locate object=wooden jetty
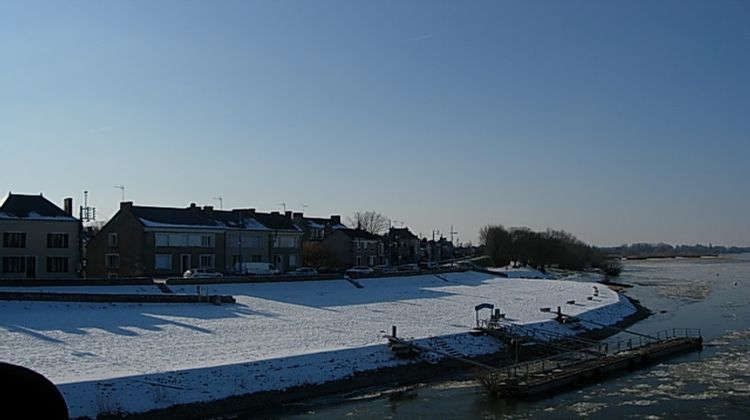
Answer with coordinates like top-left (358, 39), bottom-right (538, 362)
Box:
top-left (383, 303), bottom-right (703, 399)
top-left (472, 303), bottom-right (704, 397)
top-left (473, 302), bottom-right (703, 397)
top-left (481, 332), bottom-right (702, 397)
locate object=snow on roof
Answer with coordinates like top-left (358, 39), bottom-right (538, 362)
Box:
top-left (0, 194), bottom-right (76, 221)
top-left (138, 218), bottom-right (225, 230)
top-left (307, 220), bottom-right (325, 229)
top-left (243, 217), bottom-right (269, 230)
top-left (0, 272), bottom-right (635, 418)
top-left (303, 217), bottom-right (348, 230)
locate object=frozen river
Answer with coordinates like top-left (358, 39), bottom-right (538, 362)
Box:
top-left (276, 254), bottom-right (750, 419)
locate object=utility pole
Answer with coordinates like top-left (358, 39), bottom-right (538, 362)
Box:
top-left (213, 196), bottom-right (223, 210)
top-left (237, 211), bottom-right (243, 274)
top-left (114, 185), bottom-right (125, 202)
top-left (79, 190), bottom-right (97, 222)
top-left (450, 226), bottom-right (458, 267)
top-left (432, 230), bottom-right (440, 263)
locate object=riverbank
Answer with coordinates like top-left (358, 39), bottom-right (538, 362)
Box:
top-left (276, 255), bottom-right (750, 419)
top-left (1, 271), bottom-right (640, 418)
top-left (119, 290), bottom-right (651, 420)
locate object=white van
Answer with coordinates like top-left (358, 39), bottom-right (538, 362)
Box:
top-left (234, 262), bottom-right (280, 275)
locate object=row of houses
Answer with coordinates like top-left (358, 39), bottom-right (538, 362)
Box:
top-left (0, 193), bottom-right (461, 280)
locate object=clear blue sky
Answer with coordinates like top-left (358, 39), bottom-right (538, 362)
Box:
top-left (2, 1), bottom-right (749, 247)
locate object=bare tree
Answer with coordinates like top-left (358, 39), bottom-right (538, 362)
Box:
top-left (347, 211), bottom-right (390, 235)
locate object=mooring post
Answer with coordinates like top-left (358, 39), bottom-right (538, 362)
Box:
top-left (392, 325), bottom-right (397, 338)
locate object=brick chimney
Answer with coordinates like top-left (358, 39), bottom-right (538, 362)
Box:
top-left (285, 210), bottom-right (292, 219)
top-left (203, 205), bottom-right (214, 217)
top-left (120, 201), bottom-right (133, 211)
top-left (331, 215), bottom-right (341, 225)
top-left (63, 197), bottom-right (73, 216)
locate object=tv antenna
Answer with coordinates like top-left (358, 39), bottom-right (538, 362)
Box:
top-left (212, 196), bottom-right (223, 210)
top-left (114, 185), bottom-right (125, 201)
top-left (277, 202), bottom-right (287, 212)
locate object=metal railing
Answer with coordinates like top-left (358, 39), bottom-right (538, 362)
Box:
top-left (489, 327), bottom-right (701, 381)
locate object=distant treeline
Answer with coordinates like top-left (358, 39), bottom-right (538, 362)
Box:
top-left (599, 243), bottom-right (750, 259)
top-left (480, 225), bottom-right (622, 276)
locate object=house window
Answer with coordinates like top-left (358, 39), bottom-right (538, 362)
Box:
top-left (46, 257), bottom-right (69, 273)
top-left (170, 234), bottom-right (188, 247)
top-left (273, 236), bottom-right (298, 248)
top-left (245, 235), bottom-right (262, 248)
top-left (3, 232), bottom-right (26, 248)
top-left (201, 235), bottom-right (214, 247)
top-left (234, 234), bottom-right (261, 248)
top-left (155, 233), bottom-right (169, 247)
top-left (2, 257), bottom-right (25, 273)
top-left (47, 233), bottom-right (69, 249)
top-left (108, 233), bottom-right (118, 247)
top-left (105, 253), bottom-right (120, 269)
top-left (199, 254), bottom-right (215, 268)
top-left (155, 254), bottom-right (172, 270)
top-left (356, 255), bottom-right (362, 265)
top-left (356, 241), bottom-right (362, 251)
top-left (251, 255), bottom-right (262, 263)
top-left (155, 233), bottom-right (215, 247)
top-left (231, 255), bottom-right (241, 266)
top-left (289, 254), bottom-right (298, 267)
top-left (368, 256), bottom-right (376, 266)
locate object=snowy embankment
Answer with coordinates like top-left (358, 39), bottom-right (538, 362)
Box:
top-left (0, 271), bottom-right (636, 418)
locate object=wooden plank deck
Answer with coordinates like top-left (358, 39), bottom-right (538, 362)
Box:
top-left (484, 336), bottom-right (702, 397)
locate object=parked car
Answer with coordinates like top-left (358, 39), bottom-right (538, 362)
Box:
top-left (288, 267), bottom-right (319, 276)
top-left (419, 261), bottom-right (439, 270)
top-left (345, 266), bottom-right (374, 275)
top-left (183, 268), bottom-right (224, 279)
top-left (397, 263), bottom-right (420, 272)
top-left (374, 264), bottom-right (397, 273)
top-left (233, 262), bottom-right (280, 275)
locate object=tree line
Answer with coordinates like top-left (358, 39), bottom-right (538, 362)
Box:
top-left (479, 225), bottom-right (622, 276)
top-left (599, 242), bottom-right (750, 259)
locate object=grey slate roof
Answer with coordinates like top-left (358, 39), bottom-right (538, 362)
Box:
top-left (338, 228), bottom-right (382, 241)
top-left (252, 212), bottom-right (300, 231)
top-left (130, 206), bottom-right (221, 228)
top-left (305, 217), bottom-right (347, 230)
top-left (388, 227), bottom-right (419, 240)
top-left (129, 205), bottom-right (300, 232)
top-left (0, 193), bottom-right (76, 221)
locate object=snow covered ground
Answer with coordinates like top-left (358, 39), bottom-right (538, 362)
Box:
top-left (0, 271), bottom-right (636, 418)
